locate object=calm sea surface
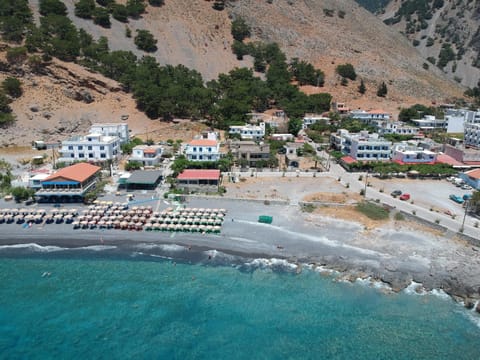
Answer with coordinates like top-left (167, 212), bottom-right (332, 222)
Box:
top-left (1, 245), bottom-right (479, 359)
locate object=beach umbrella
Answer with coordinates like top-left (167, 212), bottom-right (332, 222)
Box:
top-left (152, 223), bottom-right (160, 231)
top-left (124, 215), bottom-right (132, 222)
top-left (120, 221), bottom-right (128, 229)
top-left (213, 226), bottom-right (221, 233)
top-left (93, 215), bottom-right (101, 222)
top-left (72, 221), bottom-right (80, 229)
top-left (135, 222), bottom-right (143, 231)
top-left (198, 225), bottom-right (205, 232)
top-left (82, 209), bottom-right (90, 214)
top-left (98, 220), bottom-right (106, 228)
top-left (80, 221), bottom-right (88, 229)
top-left (0, 215), bottom-right (5, 223)
top-left (50, 208), bottom-right (59, 214)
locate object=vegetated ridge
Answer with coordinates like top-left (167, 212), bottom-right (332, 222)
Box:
top-left (0, 0), bottom-right (470, 146)
top-left (358, 0), bottom-right (480, 88)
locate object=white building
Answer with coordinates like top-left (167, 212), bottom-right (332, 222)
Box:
top-left (392, 143), bottom-right (437, 164)
top-left (331, 130), bottom-right (391, 161)
top-left (302, 114), bottom-right (329, 129)
top-left (90, 123), bottom-right (129, 144)
top-left (229, 123), bottom-right (265, 140)
top-left (129, 145), bottom-right (163, 166)
top-left (349, 109), bottom-right (391, 124)
top-left (58, 133), bottom-right (121, 163)
top-left (184, 139), bottom-right (221, 162)
top-left (410, 115), bottom-right (447, 130)
top-left (464, 123), bottom-right (480, 149)
top-left (378, 121), bottom-right (419, 136)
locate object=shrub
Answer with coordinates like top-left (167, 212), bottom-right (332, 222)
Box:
top-left (355, 202), bottom-right (389, 220)
top-left (336, 63), bottom-right (356, 80)
top-left (148, 0), bottom-right (164, 6)
top-left (6, 47), bottom-right (27, 64)
top-left (302, 204), bottom-right (316, 213)
top-left (394, 212), bottom-right (405, 221)
top-left (2, 77), bottom-right (22, 98)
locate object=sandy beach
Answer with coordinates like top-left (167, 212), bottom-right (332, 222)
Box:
top-left (1, 195), bottom-right (479, 308)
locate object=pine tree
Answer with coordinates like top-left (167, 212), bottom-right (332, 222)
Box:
top-left (358, 79), bottom-right (366, 94)
top-left (377, 81), bottom-right (387, 97)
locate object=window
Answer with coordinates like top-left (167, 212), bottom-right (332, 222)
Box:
top-left (88, 146), bottom-right (92, 150)
top-left (70, 154), bottom-right (74, 158)
top-left (100, 146), bottom-right (104, 150)
top-left (100, 154), bottom-right (106, 158)
top-left (68, 146), bottom-right (73, 150)
top-left (89, 153), bottom-right (94, 158)
top-left (78, 146), bottom-right (83, 150)
top-left (79, 153), bottom-right (84, 158)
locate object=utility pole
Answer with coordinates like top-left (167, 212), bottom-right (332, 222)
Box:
top-left (461, 199), bottom-right (469, 232)
top-left (364, 170), bottom-right (368, 198)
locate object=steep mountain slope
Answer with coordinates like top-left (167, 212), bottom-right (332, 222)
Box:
top-left (358, 0), bottom-right (480, 88)
top-left (0, 0), bottom-right (470, 147)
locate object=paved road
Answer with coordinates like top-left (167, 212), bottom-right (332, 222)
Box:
top-left (231, 155), bottom-right (479, 239)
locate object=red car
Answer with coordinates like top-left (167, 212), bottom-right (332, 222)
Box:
top-left (399, 193), bottom-right (410, 201)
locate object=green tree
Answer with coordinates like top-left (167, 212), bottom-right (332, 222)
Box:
top-left (10, 186), bottom-right (35, 202)
top-left (336, 63), bottom-right (356, 80)
top-left (111, 4), bottom-right (129, 23)
top-left (231, 17), bottom-right (250, 42)
top-left (0, 0), bottom-right (32, 43)
top-left (134, 29), bottom-right (157, 52)
top-left (39, 0), bottom-right (67, 16)
top-left (376, 81), bottom-right (387, 97)
top-left (148, 0), bottom-right (164, 6)
top-left (93, 7), bottom-right (111, 28)
top-left (289, 58), bottom-right (324, 86)
top-left (358, 79), bottom-right (366, 94)
top-left (2, 77), bottom-right (22, 98)
top-left (96, 0), bottom-right (115, 6)
top-left (125, 161), bottom-right (142, 171)
top-left (126, 0), bottom-right (146, 18)
top-left (288, 118), bottom-right (303, 136)
top-left (74, 0), bottom-right (96, 19)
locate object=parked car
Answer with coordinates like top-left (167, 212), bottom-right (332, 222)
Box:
top-left (449, 194), bottom-right (464, 204)
top-left (463, 194), bottom-right (472, 201)
top-left (399, 193), bottom-right (410, 201)
top-left (390, 190), bottom-right (402, 197)
top-left (461, 184), bottom-right (472, 190)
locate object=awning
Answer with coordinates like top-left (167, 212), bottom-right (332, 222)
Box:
top-left (42, 181), bottom-right (79, 185)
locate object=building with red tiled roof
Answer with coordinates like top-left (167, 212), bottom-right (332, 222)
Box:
top-left (184, 139), bottom-right (220, 162)
top-left (37, 163), bottom-right (101, 203)
top-left (177, 169), bottom-right (221, 192)
top-left (460, 168), bottom-right (480, 190)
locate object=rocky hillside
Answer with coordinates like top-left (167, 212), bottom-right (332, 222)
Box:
top-left (0, 0), bottom-right (471, 147)
top-left (357, 0), bottom-right (480, 88)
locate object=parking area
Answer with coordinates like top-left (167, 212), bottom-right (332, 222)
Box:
top-left (369, 177), bottom-right (474, 216)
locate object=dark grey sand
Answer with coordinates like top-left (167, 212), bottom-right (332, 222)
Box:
top-left (1, 197), bottom-right (480, 305)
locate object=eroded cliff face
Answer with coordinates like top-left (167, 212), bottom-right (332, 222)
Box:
top-left (365, 0), bottom-right (480, 88)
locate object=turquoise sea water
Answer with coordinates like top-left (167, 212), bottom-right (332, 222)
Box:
top-left (1, 246), bottom-right (480, 359)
